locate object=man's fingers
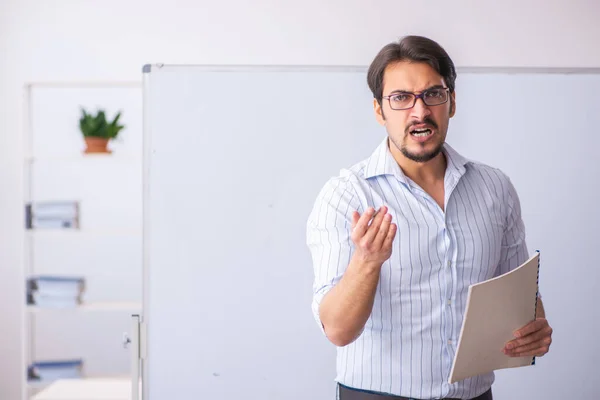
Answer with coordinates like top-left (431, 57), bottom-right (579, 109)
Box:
top-left (373, 212), bottom-right (392, 248)
top-left (362, 206), bottom-right (387, 244)
top-left (351, 206), bottom-right (397, 253)
top-left (509, 346), bottom-right (550, 358)
top-left (351, 207), bottom-right (376, 239)
top-left (504, 318), bottom-right (552, 358)
top-left (514, 318), bottom-right (548, 338)
top-left (505, 335), bottom-right (552, 355)
top-left (384, 223), bottom-right (397, 245)
top-left (506, 325), bottom-right (551, 349)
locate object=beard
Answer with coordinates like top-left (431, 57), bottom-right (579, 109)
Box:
top-left (400, 141), bottom-right (444, 163)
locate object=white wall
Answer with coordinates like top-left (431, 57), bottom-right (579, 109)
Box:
top-left (1, 1), bottom-right (599, 399)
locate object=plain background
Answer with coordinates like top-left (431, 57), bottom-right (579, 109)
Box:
top-left (1, 1), bottom-right (600, 399)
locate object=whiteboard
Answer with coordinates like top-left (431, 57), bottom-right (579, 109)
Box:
top-left (142, 65), bottom-right (600, 400)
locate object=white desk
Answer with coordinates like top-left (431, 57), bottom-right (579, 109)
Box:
top-left (32, 378), bottom-right (140, 400)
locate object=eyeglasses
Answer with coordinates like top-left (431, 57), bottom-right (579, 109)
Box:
top-left (382, 87), bottom-right (450, 110)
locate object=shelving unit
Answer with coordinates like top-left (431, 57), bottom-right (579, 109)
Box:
top-left (22, 82), bottom-right (143, 400)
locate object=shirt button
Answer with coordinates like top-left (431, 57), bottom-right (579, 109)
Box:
top-left (448, 339), bottom-right (453, 345)
top-left (447, 299), bottom-right (452, 305)
top-left (447, 261), bottom-right (451, 267)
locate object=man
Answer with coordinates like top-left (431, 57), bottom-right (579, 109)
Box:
top-left (306, 35), bottom-right (552, 400)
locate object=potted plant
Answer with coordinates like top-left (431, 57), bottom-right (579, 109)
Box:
top-left (79, 108), bottom-right (125, 154)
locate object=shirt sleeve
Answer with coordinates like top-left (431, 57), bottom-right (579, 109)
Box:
top-left (306, 175), bottom-right (361, 334)
top-left (496, 174), bottom-right (530, 276)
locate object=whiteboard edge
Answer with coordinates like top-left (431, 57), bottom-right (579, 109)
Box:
top-left (139, 63), bottom-right (600, 74)
top-left (141, 65), bottom-right (151, 399)
top-left (139, 64), bottom-right (367, 73)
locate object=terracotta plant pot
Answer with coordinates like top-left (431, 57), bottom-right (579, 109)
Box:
top-left (84, 137), bottom-right (111, 154)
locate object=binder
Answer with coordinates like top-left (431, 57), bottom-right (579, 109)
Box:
top-left (25, 201), bottom-right (80, 229)
top-left (26, 276), bottom-right (86, 308)
top-left (448, 251), bottom-right (541, 383)
top-left (27, 359), bottom-right (84, 382)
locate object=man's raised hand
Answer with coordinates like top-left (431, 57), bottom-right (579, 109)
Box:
top-left (351, 206), bottom-right (397, 267)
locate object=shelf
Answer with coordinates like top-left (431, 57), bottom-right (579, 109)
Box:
top-left (28, 374), bottom-right (133, 388)
top-left (27, 380), bottom-right (53, 390)
top-left (24, 154), bottom-right (141, 164)
top-left (30, 376), bottom-right (138, 400)
top-left (25, 228), bottom-right (142, 237)
top-left (27, 301), bottom-right (141, 313)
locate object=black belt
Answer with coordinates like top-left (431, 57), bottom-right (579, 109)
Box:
top-left (337, 383), bottom-right (493, 400)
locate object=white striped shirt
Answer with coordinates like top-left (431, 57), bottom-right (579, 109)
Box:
top-left (306, 138), bottom-right (529, 399)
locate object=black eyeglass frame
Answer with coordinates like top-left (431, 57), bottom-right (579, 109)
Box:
top-left (381, 87), bottom-right (450, 110)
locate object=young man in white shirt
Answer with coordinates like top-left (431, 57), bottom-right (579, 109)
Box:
top-left (306, 35), bottom-right (552, 400)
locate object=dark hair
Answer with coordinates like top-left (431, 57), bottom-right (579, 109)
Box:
top-left (367, 35), bottom-right (457, 104)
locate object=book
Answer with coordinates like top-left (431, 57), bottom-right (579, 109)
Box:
top-left (27, 276), bottom-right (85, 296)
top-left (27, 359), bottom-right (83, 382)
top-left (448, 251), bottom-right (540, 383)
top-left (26, 276), bottom-right (86, 308)
top-left (25, 201), bottom-right (80, 229)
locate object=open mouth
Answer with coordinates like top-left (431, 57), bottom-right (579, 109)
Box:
top-left (410, 128), bottom-right (433, 137)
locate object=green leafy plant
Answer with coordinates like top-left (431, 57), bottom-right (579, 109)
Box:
top-left (79, 108), bottom-right (125, 139)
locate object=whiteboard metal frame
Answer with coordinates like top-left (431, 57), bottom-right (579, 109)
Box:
top-left (142, 63), bottom-right (600, 74)
top-left (141, 69), bottom-right (152, 400)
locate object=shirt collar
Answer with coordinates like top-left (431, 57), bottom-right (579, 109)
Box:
top-left (364, 137), bottom-right (470, 183)
top-left (442, 141), bottom-right (469, 179)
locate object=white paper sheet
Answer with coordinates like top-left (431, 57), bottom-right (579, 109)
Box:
top-left (448, 252), bottom-right (540, 384)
